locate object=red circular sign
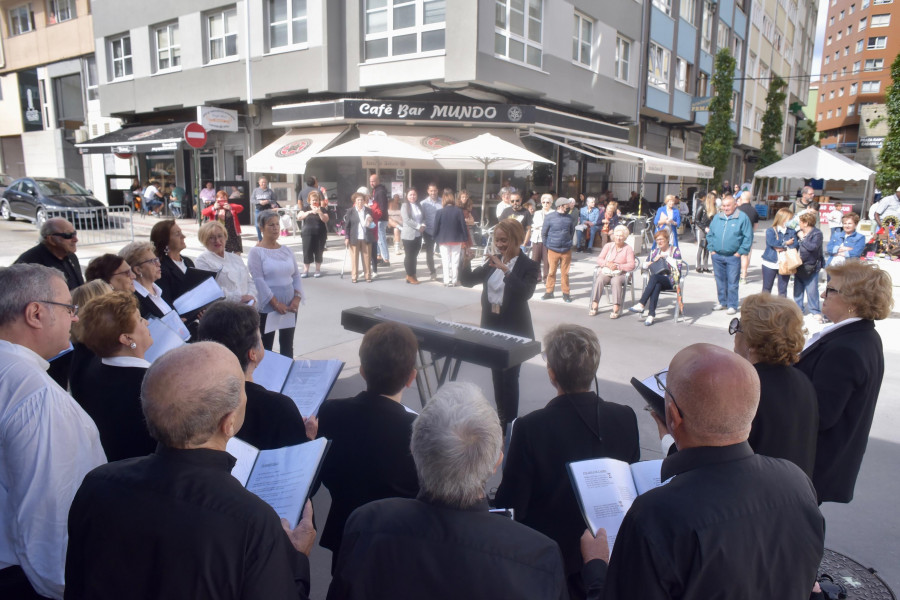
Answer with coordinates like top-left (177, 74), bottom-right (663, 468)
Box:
top-left (184, 123), bottom-right (208, 149)
top-left (276, 139), bottom-right (313, 158)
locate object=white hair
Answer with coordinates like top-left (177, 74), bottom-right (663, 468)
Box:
top-left (411, 382), bottom-right (501, 509)
top-left (0, 264), bottom-right (65, 328)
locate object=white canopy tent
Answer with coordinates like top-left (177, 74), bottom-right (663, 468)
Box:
top-left (751, 146), bottom-right (876, 213)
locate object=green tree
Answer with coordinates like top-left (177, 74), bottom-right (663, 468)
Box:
top-left (876, 52), bottom-right (900, 193)
top-left (757, 75), bottom-right (788, 168)
top-left (795, 118), bottom-right (819, 150)
top-left (699, 49), bottom-right (737, 188)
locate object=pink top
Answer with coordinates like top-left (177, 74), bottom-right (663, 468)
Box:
top-left (596, 242), bottom-right (635, 272)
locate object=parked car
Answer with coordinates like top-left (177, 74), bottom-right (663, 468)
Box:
top-left (1, 177), bottom-right (104, 228)
top-left (0, 173), bottom-right (13, 195)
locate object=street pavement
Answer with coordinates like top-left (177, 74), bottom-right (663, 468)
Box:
top-left (1, 214), bottom-right (898, 597)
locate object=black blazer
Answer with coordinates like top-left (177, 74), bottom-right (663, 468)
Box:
top-left (315, 391), bottom-right (419, 561)
top-left (157, 255), bottom-right (196, 306)
top-left (134, 289), bottom-right (170, 320)
top-left (70, 359), bottom-right (155, 462)
top-left (750, 363), bottom-right (818, 479)
top-left (795, 319), bottom-right (884, 503)
top-left (459, 250), bottom-right (540, 339)
top-left (494, 391), bottom-right (640, 597)
top-left (433, 204), bottom-right (469, 244)
top-left (342, 207), bottom-right (376, 244)
top-left (240, 381), bottom-right (308, 451)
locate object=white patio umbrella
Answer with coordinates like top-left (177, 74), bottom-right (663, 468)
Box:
top-left (431, 133), bottom-right (554, 225)
top-left (315, 130), bottom-right (435, 171)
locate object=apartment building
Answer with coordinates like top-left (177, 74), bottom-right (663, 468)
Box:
top-left (816, 0), bottom-right (900, 162)
top-left (740, 0), bottom-right (817, 166)
top-left (0, 0), bottom-right (120, 198)
top-left (85, 0), bottom-right (670, 211)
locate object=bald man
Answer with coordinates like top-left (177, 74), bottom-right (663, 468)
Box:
top-left (15, 218), bottom-right (84, 290)
top-left (580, 344), bottom-right (824, 600)
top-left (65, 343), bottom-right (315, 600)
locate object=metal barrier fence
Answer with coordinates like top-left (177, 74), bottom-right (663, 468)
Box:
top-left (46, 206), bottom-right (134, 247)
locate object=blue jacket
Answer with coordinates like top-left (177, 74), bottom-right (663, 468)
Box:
top-left (761, 227), bottom-right (797, 263)
top-left (826, 230), bottom-right (866, 264)
top-left (578, 206), bottom-right (600, 226)
top-left (706, 211), bottom-right (753, 256)
top-left (798, 227), bottom-right (824, 270)
top-left (653, 207), bottom-right (682, 247)
top-left (542, 211), bottom-right (576, 253)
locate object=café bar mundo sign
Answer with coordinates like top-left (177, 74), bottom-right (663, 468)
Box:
top-left (343, 100), bottom-right (535, 124)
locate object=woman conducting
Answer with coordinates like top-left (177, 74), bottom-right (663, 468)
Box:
top-left (194, 221), bottom-right (256, 304)
top-left (459, 219), bottom-right (540, 433)
top-left (796, 261), bottom-right (893, 503)
top-left (730, 293), bottom-right (818, 477)
top-left (248, 210), bottom-right (304, 357)
top-left (760, 207), bottom-right (796, 297)
top-left (588, 225), bottom-right (635, 318)
top-left (69, 292), bottom-right (156, 462)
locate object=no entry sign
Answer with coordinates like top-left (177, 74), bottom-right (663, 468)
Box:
top-left (184, 123), bottom-right (208, 149)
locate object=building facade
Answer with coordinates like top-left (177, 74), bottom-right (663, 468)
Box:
top-left (816, 0), bottom-right (900, 160)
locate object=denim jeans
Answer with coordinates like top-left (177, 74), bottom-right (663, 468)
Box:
top-left (793, 271), bottom-right (821, 315)
top-left (377, 221), bottom-right (390, 262)
top-left (761, 265), bottom-right (790, 297)
top-left (575, 226), bottom-right (596, 250)
top-left (712, 253), bottom-right (741, 309)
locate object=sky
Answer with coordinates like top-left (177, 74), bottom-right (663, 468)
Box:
top-left (810, 0), bottom-right (829, 78)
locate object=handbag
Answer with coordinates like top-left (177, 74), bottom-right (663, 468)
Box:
top-left (648, 259), bottom-right (671, 277)
top-left (779, 248), bottom-right (802, 275)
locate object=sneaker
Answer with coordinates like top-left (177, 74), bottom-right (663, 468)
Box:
top-left (726, 307), bottom-right (737, 315)
top-left (430, 273), bottom-right (438, 281)
top-left (300, 272), bottom-right (309, 278)
top-left (644, 316), bottom-right (655, 326)
top-left (563, 294), bottom-right (573, 303)
top-left (712, 304), bottom-right (725, 311)
top-left (642, 310), bottom-right (650, 318)
top-left (541, 292), bottom-right (554, 300)
top-left (628, 303), bottom-right (644, 314)
top-left (313, 272), bottom-right (322, 278)
top-left (740, 277), bottom-right (747, 284)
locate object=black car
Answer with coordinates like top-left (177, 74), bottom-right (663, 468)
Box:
top-left (1, 177), bottom-right (104, 228)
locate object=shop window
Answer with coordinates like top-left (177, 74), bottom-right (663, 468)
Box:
top-left (365, 0), bottom-right (446, 61)
top-left (495, 0), bottom-right (543, 68)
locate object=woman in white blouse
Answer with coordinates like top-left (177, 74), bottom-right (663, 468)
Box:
top-left (194, 221), bottom-right (256, 304)
top-left (248, 210), bottom-right (304, 357)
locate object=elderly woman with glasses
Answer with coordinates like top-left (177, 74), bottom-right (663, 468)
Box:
top-left (119, 241), bottom-right (177, 321)
top-left (194, 221), bottom-right (256, 305)
top-left (796, 261), bottom-right (893, 504)
top-left (729, 293), bottom-right (818, 477)
top-left (85, 253), bottom-right (137, 293)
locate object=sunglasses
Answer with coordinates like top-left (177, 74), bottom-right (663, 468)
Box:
top-left (824, 286), bottom-right (842, 297)
top-left (728, 317), bottom-right (742, 335)
top-left (51, 232), bottom-right (77, 240)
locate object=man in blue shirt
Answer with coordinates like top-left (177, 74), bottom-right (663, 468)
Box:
top-left (575, 197), bottom-right (601, 253)
top-left (705, 195), bottom-right (753, 314)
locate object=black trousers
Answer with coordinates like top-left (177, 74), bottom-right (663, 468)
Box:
top-left (0, 566), bottom-right (46, 599)
top-left (403, 237), bottom-right (422, 277)
top-left (259, 311), bottom-right (295, 358)
top-left (422, 232), bottom-right (437, 275)
top-left (492, 364), bottom-right (521, 434)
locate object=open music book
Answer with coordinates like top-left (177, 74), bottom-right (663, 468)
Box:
top-left (145, 316), bottom-right (187, 363)
top-left (173, 275), bottom-right (224, 317)
top-left (226, 436), bottom-right (330, 529)
top-left (567, 458), bottom-right (665, 552)
top-left (253, 350), bottom-right (343, 417)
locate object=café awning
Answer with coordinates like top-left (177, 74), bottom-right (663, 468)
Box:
top-left (245, 126), bottom-right (349, 175)
top-left (76, 122), bottom-right (193, 154)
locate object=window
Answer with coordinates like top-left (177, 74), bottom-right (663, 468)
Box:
top-left (742, 101), bottom-right (752, 127)
top-left (847, 103), bottom-right (855, 115)
top-left (495, 0), bottom-right (543, 68)
top-left (697, 72), bottom-right (708, 96)
top-left (871, 13), bottom-right (891, 26)
top-left (829, 15), bottom-right (834, 25)
top-left (873, 0), bottom-right (892, 3)
top-left (867, 36), bottom-right (887, 49)
top-left (861, 80), bottom-right (881, 93)
top-left (859, 16), bottom-right (867, 30)
top-left (842, 66), bottom-right (847, 75)
top-left (366, 0), bottom-right (446, 60)
top-left (817, 112), bottom-right (823, 121)
top-left (844, 46), bottom-right (849, 56)
top-left (648, 42), bottom-right (670, 91)
top-left (652, 0), bottom-right (671, 15)
top-left (207, 8), bottom-right (238, 62)
top-left (850, 3), bottom-right (855, 13)
top-left (85, 56), bottom-right (98, 101)
top-left (865, 58), bottom-right (884, 71)
top-left (839, 9), bottom-right (845, 19)
top-left (759, 61), bottom-right (770, 82)
top-left (855, 39), bottom-right (864, 52)
top-left (675, 57), bottom-right (690, 91)
top-left (572, 12), bottom-right (593, 66)
top-left (717, 23), bottom-right (729, 49)
top-left (826, 36), bottom-right (832, 46)
top-left (701, 1), bottom-right (714, 51)
top-left (834, 51), bottom-right (840, 60)
top-left (820, 93), bottom-right (825, 102)
top-left (839, 87), bottom-right (845, 97)
top-left (52, 73), bottom-right (84, 129)
top-left (862, 0), bottom-right (870, 7)
top-left (836, 106), bottom-right (842, 116)
top-left (847, 25), bottom-right (852, 34)
top-left (829, 90), bottom-right (835, 99)
top-left (8, 3), bottom-right (34, 35)
top-left (852, 60), bottom-right (861, 73)
top-left (762, 15), bottom-right (774, 39)
top-left (827, 109), bottom-right (833, 118)
top-left (825, 55), bottom-right (830, 65)
top-left (268, 0), bottom-right (308, 48)
top-left (747, 51), bottom-right (757, 78)
top-left (732, 35), bottom-right (743, 61)
top-left (615, 36), bottom-right (631, 82)
top-left (731, 91), bottom-right (739, 123)
top-left (155, 23), bottom-right (181, 71)
top-left (851, 82), bottom-right (858, 94)
top-left (680, 0), bottom-right (695, 24)
top-left (836, 30), bottom-right (842, 41)
top-left (754, 108), bottom-right (763, 131)
top-left (47, 0), bottom-right (75, 23)
top-left (109, 35), bottom-right (133, 80)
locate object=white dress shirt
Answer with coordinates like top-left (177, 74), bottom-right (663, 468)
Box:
top-left (194, 251), bottom-right (257, 304)
top-left (133, 280), bottom-right (174, 315)
top-left (0, 340), bottom-right (106, 599)
top-left (101, 356), bottom-right (152, 368)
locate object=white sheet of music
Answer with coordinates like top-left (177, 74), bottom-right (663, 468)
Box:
top-left (160, 309), bottom-right (191, 341)
top-left (145, 317), bottom-right (187, 362)
top-left (264, 310), bottom-right (296, 334)
top-left (226, 437), bottom-right (259, 487)
top-left (173, 277), bottom-right (224, 315)
top-left (568, 458), bottom-right (639, 552)
top-left (252, 350), bottom-right (292, 392)
top-left (280, 359), bottom-right (343, 417)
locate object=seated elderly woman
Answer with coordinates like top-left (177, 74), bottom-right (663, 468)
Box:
top-left (730, 293), bottom-right (818, 477)
top-left (495, 324), bottom-right (639, 599)
top-left (194, 221), bottom-right (257, 304)
top-left (69, 291), bottom-right (156, 462)
top-left (825, 212), bottom-right (866, 266)
top-left (588, 225), bottom-right (635, 318)
top-left (197, 300), bottom-right (314, 450)
top-left (85, 253), bottom-right (137, 293)
top-left (68, 279), bottom-right (114, 390)
top-left (628, 229), bottom-right (685, 326)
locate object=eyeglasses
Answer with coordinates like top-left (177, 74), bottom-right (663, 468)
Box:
top-left (50, 231), bottom-right (77, 240)
top-left (653, 370), bottom-right (685, 418)
top-left (824, 286), bottom-right (842, 297)
top-left (728, 317), bottom-right (742, 335)
top-left (135, 257), bottom-right (161, 267)
top-left (112, 268), bottom-right (133, 278)
top-left (38, 300), bottom-right (79, 317)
